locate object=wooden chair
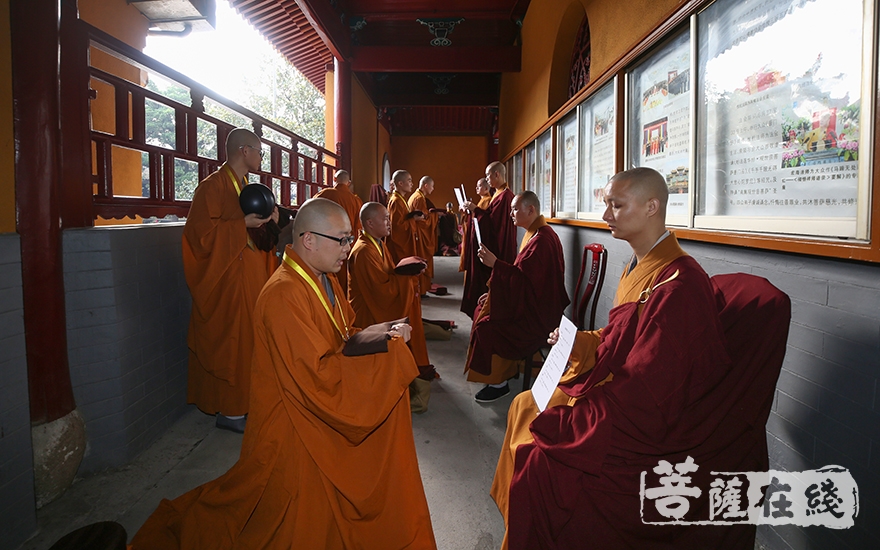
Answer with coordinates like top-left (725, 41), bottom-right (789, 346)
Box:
top-left (521, 243), bottom-right (608, 391)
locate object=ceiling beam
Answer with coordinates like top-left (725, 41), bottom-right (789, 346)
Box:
top-left (372, 93), bottom-right (499, 107)
top-left (293, 0), bottom-right (351, 59)
top-left (351, 46), bottom-right (520, 73)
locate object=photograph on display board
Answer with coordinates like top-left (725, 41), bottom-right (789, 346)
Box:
top-left (698, 0), bottom-right (862, 233)
top-left (629, 30), bottom-right (691, 218)
top-left (587, 87), bottom-right (616, 214)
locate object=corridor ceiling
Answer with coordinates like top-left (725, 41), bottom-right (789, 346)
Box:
top-left (230, 0), bottom-right (531, 134)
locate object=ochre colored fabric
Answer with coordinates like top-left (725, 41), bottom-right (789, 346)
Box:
top-left (460, 187), bottom-right (517, 318)
top-left (131, 246), bottom-right (436, 550)
top-left (494, 234), bottom-right (790, 549)
top-left (314, 185), bottom-right (364, 297)
top-left (183, 163), bottom-right (277, 416)
top-left (386, 191), bottom-right (420, 265)
top-left (407, 188), bottom-right (438, 294)
top-left (348, 234), bottom-right (430, 370)
top-left (459, 194), bottom-right (492, 272)
top-left (464, 217), bottom-right (569, 384)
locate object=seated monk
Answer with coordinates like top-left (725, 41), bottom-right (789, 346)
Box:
top-left (464, 191), bottom-right (569, 402)
top-left (491, 168), bottom-right (790, 549)
top-left (348, 202), bottom-right (435, 413)
top-left (130, 198), bottom-right (436, 550)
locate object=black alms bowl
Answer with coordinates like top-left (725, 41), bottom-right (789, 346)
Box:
top-left (239, 183), bottom-right (276, 218)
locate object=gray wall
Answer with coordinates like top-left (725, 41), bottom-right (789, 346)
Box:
top-left (0, 234), bottom-right (37, 548)
top-left (63, 224), bottom-right (191, 474)
top-left (553, 224), bottom-right (880, 549)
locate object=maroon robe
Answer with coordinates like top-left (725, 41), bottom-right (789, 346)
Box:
top-left (460, 187), bottom-right (517, 318)
top-left (507, 262), bottom-right (790, 550)
top-left (465, 219), bottom-right (569, 376)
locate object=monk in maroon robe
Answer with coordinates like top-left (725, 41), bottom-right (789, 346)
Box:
top-left (464, 191), bottom-right (569, 402)
top-left (460, 162), bottom-right (517, 318)
top-left (493, 168), bottom-right (791, 549)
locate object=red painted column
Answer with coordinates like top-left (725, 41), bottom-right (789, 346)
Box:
top-left (334, 57), bottom-right (352, 172)
top-left (11, 0), bottom-right (76, 424)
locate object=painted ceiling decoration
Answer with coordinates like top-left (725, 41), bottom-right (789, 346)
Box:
top-left (230, 0), bottom-right (531, 134)
top-left (416, 18), bottom-right (466, 46)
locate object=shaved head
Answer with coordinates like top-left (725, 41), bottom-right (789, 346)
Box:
top-left (359, 201), bottom-right (386, 226)
top-left (517, 190), bottom-right (540, 211)
top-left (610, 167), bottom-right (668, 212)
top-left (392, 170), bottom-right (410, 184)
top-left (225, 128), bottom-right (260, 157)
top-left (294, 198), bottom-right (349, 236)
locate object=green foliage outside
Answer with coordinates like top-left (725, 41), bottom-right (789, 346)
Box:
top-left (142, 54), bottom-right (325, 201)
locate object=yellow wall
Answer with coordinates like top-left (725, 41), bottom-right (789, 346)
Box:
top-left (392, 135), bottom-right (489, 210)
top-left (80, 0), bottom-right (150, 216)
top-left (499, 0), bottom-right (679, 157)
top-left (0, 0), bottom-right (14, 233)
top-left (325, 69), bottom-right (335, 152)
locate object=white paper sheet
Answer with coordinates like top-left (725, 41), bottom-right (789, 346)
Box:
top-left (460, 184), bottom-right (468, 204)
top-left (454, 187), bottom-right (465, 206)
top-left (531, 315), bottom-right (578, 412)
top-left (472, 217), bottom-right (482, 247)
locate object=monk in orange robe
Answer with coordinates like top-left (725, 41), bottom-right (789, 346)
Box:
top-left (183, 128), bottom-right (278, 432)
top-left (492, 168), bottom-right (788, 550)
top-left (408, 176), bottom-right (439, 295)
top-left (386, 170), bottom-right (426, 265)
top-left (315, 169), bottom-right (363, 297)
top-left (465, 191), bottom-right (569, 403)
top-left (131, 198), bottom-right (436, 550)
top-left (459, 177), bottom-right (492, 273)
top-left (349, 202), bottom-right (434, 413)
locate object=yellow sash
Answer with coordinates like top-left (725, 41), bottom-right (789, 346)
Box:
top-left (365, 233), bottom-right (384, 258)
top-left (282, 251), bottom-right (349, 341)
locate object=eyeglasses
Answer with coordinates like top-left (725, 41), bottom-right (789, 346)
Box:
top-left (300, 231), bottom-right (356, 246)
top-left (241, 144), bottom-right (265, 158)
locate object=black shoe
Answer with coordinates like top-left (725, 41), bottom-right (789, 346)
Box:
top-left (475, 384), bottom-right (510, 403)
top-left (215, 414), bottom-right (246, 434)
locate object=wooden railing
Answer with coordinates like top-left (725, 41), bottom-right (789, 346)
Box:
top-left (61, 19), bottom-right (336, 224)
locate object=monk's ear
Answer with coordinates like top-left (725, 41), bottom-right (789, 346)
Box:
top-left (645, 197), bottom-right (660, 217)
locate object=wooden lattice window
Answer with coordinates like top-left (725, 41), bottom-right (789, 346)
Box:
top-left (568, 16), bottom-right (591, 99)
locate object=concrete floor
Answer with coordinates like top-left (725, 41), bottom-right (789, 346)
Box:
top-left (19, 256), bottom-right (513, 550)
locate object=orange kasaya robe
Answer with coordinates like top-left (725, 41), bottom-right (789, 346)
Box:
top-left (182, 163), bottom-right (277, 416)
top-left (386, 190), bottom-right (421, 266)
top-left (407, 188), bottom-right (438, 294)
top-left (130, 246), bottom-right (436, 550)
top-left (459, 193), bottom-right (492, 272)
top-left (314, 184), bottom-right (364, 297)
top-left (348, 233), bottom-right (431, 374)
top-left (489, 233), bottom-right (688, 549)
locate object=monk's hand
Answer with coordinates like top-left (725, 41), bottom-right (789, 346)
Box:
top-left (547, 328), bottom-right (560, 346)
top-left (477, 293), bottom-right (489, 307)
top-left (388, 323), bottom-right (412, 343)
top-left (462, 200), bottom-right (475, 213)
top-left (269, 206), bottom-right (280, 224)
top-left (477, 245), bottom-right (496, 268)
top-left (244, 212), bottom-right (270, 228)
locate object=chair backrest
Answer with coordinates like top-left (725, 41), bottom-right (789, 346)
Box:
top-left (572, 243), bottom-right (607, 330)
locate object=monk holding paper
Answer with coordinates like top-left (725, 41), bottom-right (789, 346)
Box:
top-left (460, 162), bottom-right (517, 318)
top-left (131, 198), bottom-right (436, 550)
top-left (492, 167), bottom-right (790, 550)
top-left (464, 191), bottom-right (569, 403)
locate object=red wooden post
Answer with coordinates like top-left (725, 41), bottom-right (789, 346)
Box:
top-left (11, 0), bottom-right (76, 424)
